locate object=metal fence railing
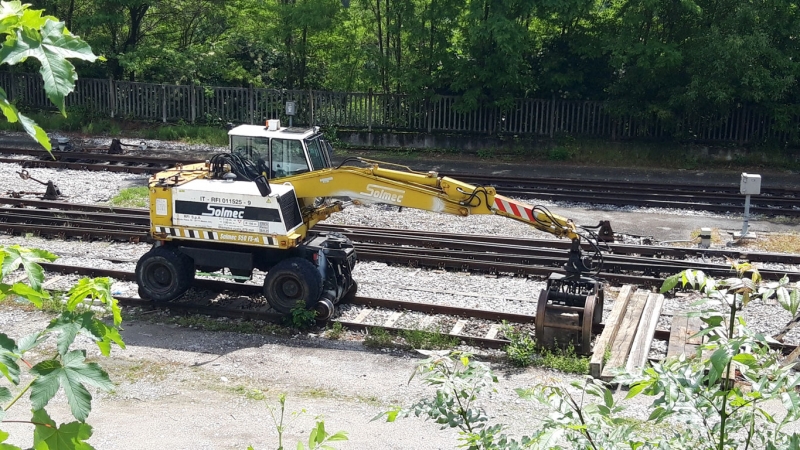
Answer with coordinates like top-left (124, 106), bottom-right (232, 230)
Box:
top-left (1, 72), bottom-right (797, 144)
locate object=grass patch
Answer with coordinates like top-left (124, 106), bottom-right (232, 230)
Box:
top-left (363, 327), bottom-right (394, 348)
top-left (109, 186), bottom-right (149, 208)
top-left (532, 343), bottom-right (589, 374)
top-left (231, 385), bottom-right (267, 401)
top-left (137, 124), bottom-right (228, 147)
top-left (303, 387), bottom-right (334, 399)
top-left (399, 328), bottom-right (458, 350)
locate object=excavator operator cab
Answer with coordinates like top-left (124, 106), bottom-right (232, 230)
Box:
top-left (228, 121), bottom-right (333, 179)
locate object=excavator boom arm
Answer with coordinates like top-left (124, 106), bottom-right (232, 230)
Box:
top-left (281, 161), bottom-right (580, 241)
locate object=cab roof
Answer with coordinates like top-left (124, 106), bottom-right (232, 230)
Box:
top-left (228, 124), bottom-right (318, 140)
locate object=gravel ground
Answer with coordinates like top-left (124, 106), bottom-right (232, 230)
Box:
top-left (2, 131), bottom-right (800, 448)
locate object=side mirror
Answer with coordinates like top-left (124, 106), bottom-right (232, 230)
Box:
top-left (255, 175), bottom-right (271, 197)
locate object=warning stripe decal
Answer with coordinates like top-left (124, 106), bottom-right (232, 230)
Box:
top-left (493, 197), bottom-right (536, 223)
top-left (155, 226), bottom-right (275, 246)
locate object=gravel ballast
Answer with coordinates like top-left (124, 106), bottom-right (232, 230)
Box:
top-left (2, 132), bottom-right (800, 448)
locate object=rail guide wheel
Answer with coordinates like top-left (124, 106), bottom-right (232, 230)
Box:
top-left (534, 273), bottom-right (604, 355)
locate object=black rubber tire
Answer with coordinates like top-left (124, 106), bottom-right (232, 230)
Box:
top-left (263, 257), bottom-right (323, 314)
top-left (135, 246), bottom-right (195, 302)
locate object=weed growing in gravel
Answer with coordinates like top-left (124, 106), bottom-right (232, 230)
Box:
top-left (503, 323), bottom-right (589, 373)
top-left (363, 327), bottom-right (394, 348)
top-left (502, 323), bottom-right (537, 367)
top-left (250, 393), bottom-right (348, 450)
top-left (287, 301), bottom-right (317, 329)
top-left (110, 186), bottom-right (149, 208)
top-left (400, 327), bottom-right (458, 350)
top-left (326, 321), bottom-right (345, 339)
top-left (531, 342), bottom-right (589, 374)
top-left (232, 385), bottom-right (267, 401)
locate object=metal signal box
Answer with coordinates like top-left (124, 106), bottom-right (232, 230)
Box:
top-left (740, 173), bottom-right (761, 195)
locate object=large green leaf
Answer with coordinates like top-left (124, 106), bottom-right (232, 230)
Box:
top-left (0, 332), bottom-right (20, 384)
top-left (30, 350), bottom-right (114, 422)
top-left (0, 87), bottom-right (50, 149)
top-left (31, 409), bottom-right (94, 450)
top-left (47, 311), bottom-right (125, 356)
top-left (0, 246), bottom-right (58, 291)
top-left (0, 20), bottom-right (96, 115)
top-left (46, 311), bottom-right (125, 357)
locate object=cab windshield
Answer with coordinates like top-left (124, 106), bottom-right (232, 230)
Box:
top-left (230, 136), bottom-right (269, 163)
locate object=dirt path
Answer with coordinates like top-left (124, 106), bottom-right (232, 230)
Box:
top-left (0, 308), bottom-right (579, 450)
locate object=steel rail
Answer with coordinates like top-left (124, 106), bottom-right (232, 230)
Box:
top-left (1, 147), bottom-right (800, 215)
top-left (1, 199), bottom-right (794, 265)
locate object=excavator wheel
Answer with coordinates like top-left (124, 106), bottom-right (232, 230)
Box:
top-left (136, 246), bottom-right (195, 302)
top-left (263, 257), bottom-right (323, 314)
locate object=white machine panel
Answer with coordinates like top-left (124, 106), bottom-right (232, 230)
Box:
top-left (740, 173), bottom-right (761, 195)
top-left (172, 179), bottom-right (297, 235)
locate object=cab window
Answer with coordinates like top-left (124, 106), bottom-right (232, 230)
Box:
top-left (271, 138), bottom-right (309, 177)
top-left (231, 136), bottom-right (269, 164)
top-left (305, 138), bottom-right (329, 170)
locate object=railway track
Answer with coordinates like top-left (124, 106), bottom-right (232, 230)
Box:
top-left (2, 199), bottom-right (799, 288)
top-left (2, 146), bottom-right (800, 215)
top-left (36, 262), bottom-right (561, 349)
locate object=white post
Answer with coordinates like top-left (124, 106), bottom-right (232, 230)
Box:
top-left (741, 194), bottom-right (751, 237)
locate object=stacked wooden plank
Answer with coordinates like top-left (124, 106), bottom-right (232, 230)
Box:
top-left (589, 287), bottom-right (666, 381)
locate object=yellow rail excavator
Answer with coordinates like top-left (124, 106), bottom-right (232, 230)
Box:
top-left (136, 121), bottom-right (612, 351)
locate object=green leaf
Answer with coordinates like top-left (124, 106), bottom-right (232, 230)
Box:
top-left (65, 278), bottom-right (121, 326)
top-left (30, 349), bottom-right (114, 422)
top-left (11, 282), bottom-right (50, 307)
top-left (0, 332), bottom-right (20, 384)
top-left (625, 380), bottom-right (649, 399)
top-left (782, 391), bottom-right (800, 422)
top-left (18, 331), bottom-right (47, 354)
top-left (732, 353), bottom-right (757, 369)
top-left (32, 409), bottom-right (95, 450)
top-left (1, 245), bottom-right (57, 291)
top-left (708, 347), bottom-right (730, 385)
top-left (46, 311), bottom-right (125, 357)
top-left (603, 385), bottom-right (613, 407)
top-left (0, 385), bottom-right (11, 403)
top-left (0, 20), bottom-right (96, 115)
top-left (0, 428), bottom-right (21, 450)
top-left (660, 272), bottom-right (682, 293)
top-left (648, 406), bottom-right (667, 422)
top-left (325, 431), bottom-right (348, 442)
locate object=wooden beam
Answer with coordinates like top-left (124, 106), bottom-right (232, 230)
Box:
top-left (667, 312), bottom-right (690, 358)
top-left (449, 319), bottom-right (467, 336)
top-left (626, 293), bottom-right (665, 374)
top-left (590, 285), bottom-right (634, 378)
top-left (601, 290), bottom-right (649, 381)
top-left (351, 309), bottom-right (372, 324)
top-left (383, 312), bottom-right (402, 328)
